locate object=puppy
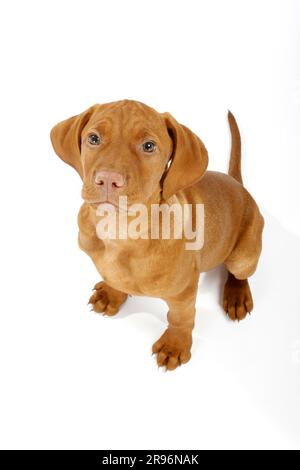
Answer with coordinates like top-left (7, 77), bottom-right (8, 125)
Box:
top-left (50, 100), bottom-right (264, 370)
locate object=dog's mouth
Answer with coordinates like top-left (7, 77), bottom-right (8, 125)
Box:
top-left (86, 199), bottom-right (117, 207)
top-left (84, 198), bottom-right (134, 214)
top-left (82, 185), bottom-right (128, 211)
top-left (81, 185), bottom-right (143, 215)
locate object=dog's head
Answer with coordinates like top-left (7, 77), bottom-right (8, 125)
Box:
top-left (50, 100), bottom-right (208, 207)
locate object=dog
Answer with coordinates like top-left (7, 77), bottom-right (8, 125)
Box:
top-left (50, 100), bottom-right (264, 370)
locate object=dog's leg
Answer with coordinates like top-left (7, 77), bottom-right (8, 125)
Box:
top-left (223, 272), bottom-right (253, 321)
top-left (88, 281), bottom-right (128, 316)
top-left (152, 283), bottom-right (198, 370)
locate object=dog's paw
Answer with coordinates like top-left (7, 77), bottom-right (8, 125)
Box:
top-left (88, 281), bottom-right (127, 316)
top-left (223, 276), bottom-right (253, 321)
top-left (152, 327), bottom-right (192, 371)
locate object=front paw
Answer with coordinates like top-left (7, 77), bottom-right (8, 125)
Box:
top-left (152, 327), bottom-right (192, 371)
top-left (88, 281), bottom-right (127, 316)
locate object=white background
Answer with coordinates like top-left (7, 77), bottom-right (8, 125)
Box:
top-left (0, 0), bottom-right (299, 450)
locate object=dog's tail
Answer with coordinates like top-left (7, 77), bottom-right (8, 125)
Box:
top-left (228, 110), bottom-right (243, 185)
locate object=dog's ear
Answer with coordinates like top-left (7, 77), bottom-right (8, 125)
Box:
top-left (50, 105), bottom-right (97, 178)
top-left (161, 112), bottom-right (208, 200)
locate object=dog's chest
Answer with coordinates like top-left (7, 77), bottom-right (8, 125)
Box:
top-left (97, 240), bottom-right (178, 297)
top-left (78, 204), bottom-right (195, 297)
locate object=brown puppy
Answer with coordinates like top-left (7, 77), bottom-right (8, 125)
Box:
top-left (50, 100), bottom-right (264, 370)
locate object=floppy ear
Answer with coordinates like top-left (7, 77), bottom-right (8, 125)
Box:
top-left (161, 113), bottom-right (208, 200)
top-left (50, 105), bottom-right (97, 179)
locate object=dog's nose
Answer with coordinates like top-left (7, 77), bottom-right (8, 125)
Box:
top-left (94, 170), bottom-right (125, 189)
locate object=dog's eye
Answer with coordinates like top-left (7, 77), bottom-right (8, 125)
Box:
top-left (142, 141), bottom-right (156, 153)
top-left (88, 134), bottom-right (100, 146)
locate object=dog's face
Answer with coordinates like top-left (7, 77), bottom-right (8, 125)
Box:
top-left (50, 100), bottom-right (208, 207)
top-left (80, 101), bottom-right (172, 207)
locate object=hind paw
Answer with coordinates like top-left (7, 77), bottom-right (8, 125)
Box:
top-left (223, 274), bottom-right (253, 321)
